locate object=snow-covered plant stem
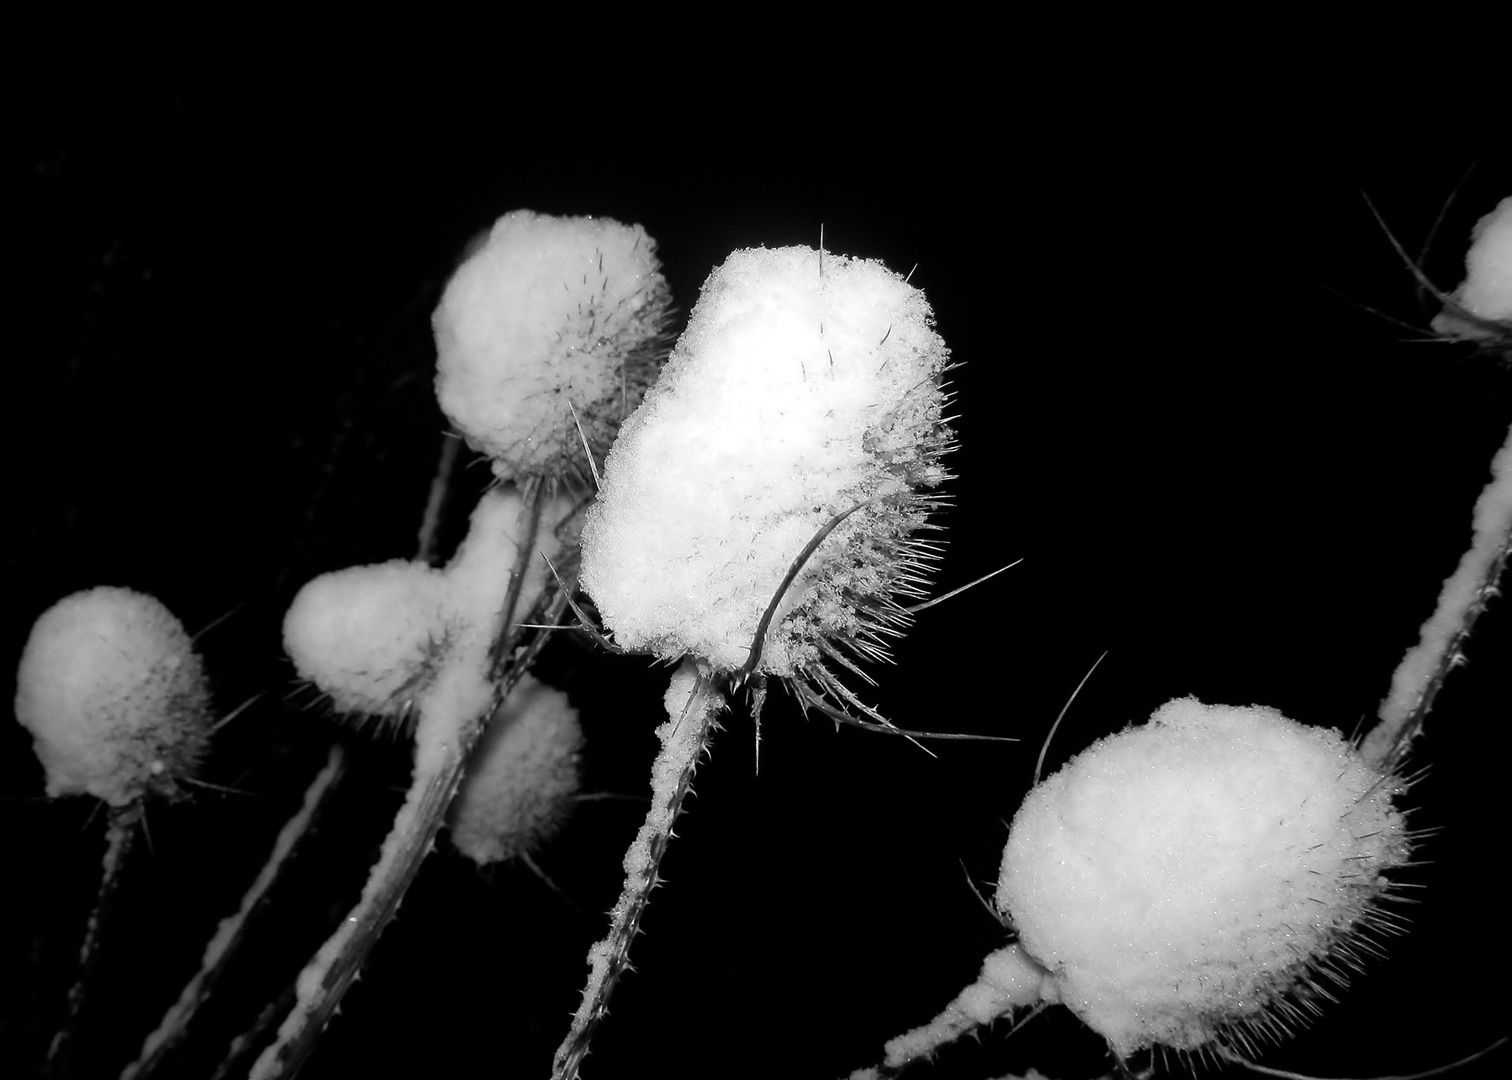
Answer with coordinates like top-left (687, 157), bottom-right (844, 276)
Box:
top-left (1361, 424), bottom-right (1512, 769)
top-left (552, 660), bottom-right (721, 1080)
top-left (249, 484), bottom-right (565, 1080)
top-left (121, 746), bottom-right (345, 1080)
top-left (122, 434), bottom-right (462, 1080)
top-left (45, 802), bottom-right (141, 1079)
top-left (1362, 196), bottom-right (1512, 769)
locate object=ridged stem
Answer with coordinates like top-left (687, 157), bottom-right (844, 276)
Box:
top-left (551, 660), bottom-right (721, 1080)
top-left (1363, 423), bottom-right (1512, 770)
top-left (247, 482), bottom-right (558, 1080)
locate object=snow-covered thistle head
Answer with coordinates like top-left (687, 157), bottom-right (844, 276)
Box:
top-left (282, 487), bottom-right (571, 725)
top-left (433, 210), bottom-right (673, 487)
top-left (449, 674), bottom-right (583, 866)
top-left (997, 698), bottom-right (1410, 1060)
top-left (281, 559), bottom-right (448, 721)
top-left (580, 245), bottom-right (953, 712)
top-left (14, 587), bottom-right (213, 806)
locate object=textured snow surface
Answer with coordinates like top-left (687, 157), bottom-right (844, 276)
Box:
top-left (581, 245), bottom-right (948, 673)
top-left (997, 697), bottom-right (1407, 1055)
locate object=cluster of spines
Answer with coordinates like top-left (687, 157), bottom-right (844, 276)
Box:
top-left (551, 253), bottom-right (674, 493)
top-left (782, 373), bottom-right (958, 727)
top-left (1163, 766), bottom-right (1421, 1071)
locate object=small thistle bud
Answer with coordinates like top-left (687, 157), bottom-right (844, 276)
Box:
top-left (448, 674), bottom-right (583, 866)
top-left (580, 244), bottom-right (953, 697)
top-left (433, 210), bottom-right (673, 487)
top-left (997, 697), bottom-right (1410, 1057)
top-left (14, 587), bottom-right (213, 806)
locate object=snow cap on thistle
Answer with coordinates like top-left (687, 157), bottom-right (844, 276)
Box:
top-left (996, 697), bottom-right (1410, 1057)
top-left (580, 244), bottom-right (953, 681)
top-left (434, 210), bottom-right (672, 486)
top-left (14, 587), bottom-right (213, 806)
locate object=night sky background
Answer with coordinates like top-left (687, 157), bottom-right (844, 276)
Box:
top-left (8, 76), bottom-right (1509, 1080)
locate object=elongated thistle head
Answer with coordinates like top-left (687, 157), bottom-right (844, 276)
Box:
top-left (580, 244), bottom-right (954, 715)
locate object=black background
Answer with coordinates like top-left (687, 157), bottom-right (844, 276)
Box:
top-left (8, 73), bottom-right (1509, 1080)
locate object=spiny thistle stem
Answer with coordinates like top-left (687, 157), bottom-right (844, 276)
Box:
top-left (248, 490), bottom-right (564, 1080)
top-left (551, 661), bottom-right (721, 1080)
top-left (246, 737), bottom-right (467, 1079)
top-left (212, 989), bottom-right (291, 1080)
top-left (46, 802), bottom-right (141, 1079)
